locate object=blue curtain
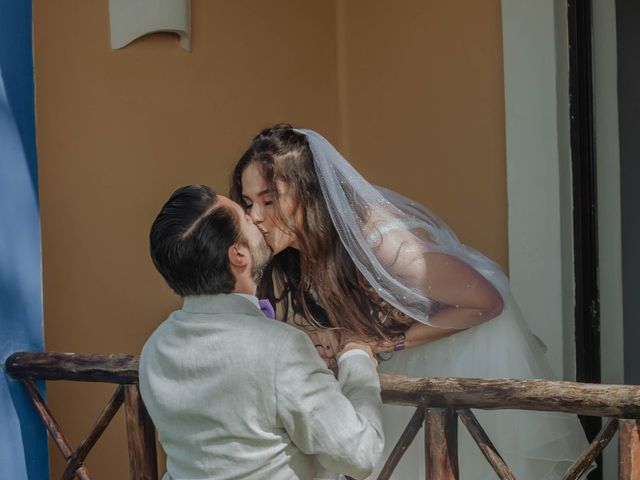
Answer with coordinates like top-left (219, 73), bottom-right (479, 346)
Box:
top-left (0, 1), bottom-right (48, 478)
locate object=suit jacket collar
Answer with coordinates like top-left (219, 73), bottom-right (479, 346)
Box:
top-left (182, 294), bottom-right (263, 317)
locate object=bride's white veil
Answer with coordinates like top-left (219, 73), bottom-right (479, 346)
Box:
top-left (295, 128), bottom-right (509, 328)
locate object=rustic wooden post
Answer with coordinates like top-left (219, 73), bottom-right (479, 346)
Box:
top-left (619, 419), bottom-right (640, 480)
top-left (124, 385), bottom-right (158, 480)
top-left (424, 408), bottom-right (458, 480)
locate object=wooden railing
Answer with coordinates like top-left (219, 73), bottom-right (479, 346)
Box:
top-left (5, 352), bottom-right (640, 479)
top-left (378, 375), bottom-right (640, 479)
top-left (5, 352), bottom-right (154, 480)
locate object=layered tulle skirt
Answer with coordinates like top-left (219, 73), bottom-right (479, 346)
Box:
top-left (375, 295), bottom-right (592, 479)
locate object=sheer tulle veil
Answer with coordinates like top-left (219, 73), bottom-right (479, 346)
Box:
top-left (295, 128), bottom-right (510, 329)
top-left (294, 129), bottom-right (593, 479)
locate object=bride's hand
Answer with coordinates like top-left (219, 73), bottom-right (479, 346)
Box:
top-left (340, 332), bottom-right (388, 354)
top-left (310, 329), bottom-right (341, 369)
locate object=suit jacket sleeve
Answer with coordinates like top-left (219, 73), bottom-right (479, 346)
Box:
top-left (274, 329), bottom-right (384, 480)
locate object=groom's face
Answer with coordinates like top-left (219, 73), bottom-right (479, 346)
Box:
top-left (219, 196), bottom-right (272, 282)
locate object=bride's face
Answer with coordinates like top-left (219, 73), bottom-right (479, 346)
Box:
top-left (240, 161), bottom-right (300, 254)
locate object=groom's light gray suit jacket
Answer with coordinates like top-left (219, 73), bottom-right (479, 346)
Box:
top-left (139, 294), bottom-right (384, 480)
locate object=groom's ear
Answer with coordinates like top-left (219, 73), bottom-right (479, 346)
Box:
top-left (228, 243), bottom-right (250, 268)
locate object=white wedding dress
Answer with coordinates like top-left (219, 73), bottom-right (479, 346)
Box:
top-left (375, 294), bottom-right (592, 479)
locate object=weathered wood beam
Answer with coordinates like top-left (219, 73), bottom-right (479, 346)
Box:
top-left (6, 352), bottom-right (138, 384)
top-left (380, 374), bottom-right (640, 417)
top-left (619, 419), bottom-right (640, 480)
top-left (424, 408), bottom-right (458, 480)
top-left (61, 386), bottom-right (125, 480)
top-left (124, 385), bottom-right (159, 480)
top-left (561, 417), bottom-right (617, 480)
top-left (377, 406), bottom-right (425, 480)
top-left (7, 353), bottom-right (640, 418)
top-left (458, 409), bottom-right (515, 480)
top-left (21, 379), bottom-right (91, 480)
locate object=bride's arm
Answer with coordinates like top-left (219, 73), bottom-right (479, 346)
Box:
top-left (370, 234), bottom-right (504, 352)
top-left (355, 256), bottom-right (506, 353)
top-left (373, 321), bottom-right (459, 354)
top-left (412, 251), bottom-right (504, 324)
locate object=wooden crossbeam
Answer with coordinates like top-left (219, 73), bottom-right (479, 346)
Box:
top-left (21, 379), bottom-right (91, 480)
top-left (458, 409), bottom-right (515, 480)
top-left (61, 386), bottom-right (125, 480)
top-left (377, 406), bottom-right (425, 480)
top-left (561, 418), bottom-right (618, 480)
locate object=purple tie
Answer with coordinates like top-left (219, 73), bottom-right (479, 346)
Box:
top-left (258, 299), bottom-right (276, 319)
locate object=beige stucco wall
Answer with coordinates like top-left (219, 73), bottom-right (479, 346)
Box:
top-left (34, 1), bottom-right (505, 477)
top-left (338, 0), bottom-right (507, 268)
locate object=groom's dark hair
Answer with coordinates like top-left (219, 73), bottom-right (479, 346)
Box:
top-left (150, 185), bottom-right (243, 296)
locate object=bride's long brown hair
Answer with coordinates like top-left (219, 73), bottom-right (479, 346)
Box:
top-left (231, 124), bottom-right (411, 340)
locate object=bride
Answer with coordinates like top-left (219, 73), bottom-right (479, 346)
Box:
top-left (230, 124), bottom-right (590, 479)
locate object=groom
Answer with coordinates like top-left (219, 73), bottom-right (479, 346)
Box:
top-left (140, 185), bottom-right (384, 480)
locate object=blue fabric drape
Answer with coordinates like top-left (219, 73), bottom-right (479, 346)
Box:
top-left (0, 1), bottom-right (48, 478)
